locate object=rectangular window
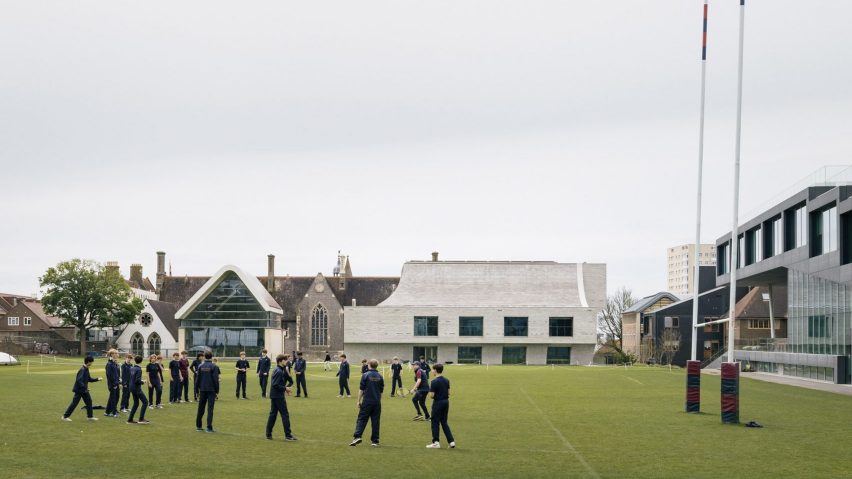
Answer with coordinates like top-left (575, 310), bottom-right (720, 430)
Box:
top-left (546, 346), bottom-right (571, 365)
top-left (843, 212), bottom-right (852, 265)
top-left (7, 317), bottom-right (19, 326)
top-left (459, 317), bottom-right (483, 336)
top-left (503, 317), bottom-right (528, 337)
top-left (23, 317), bottom-right (32, 326)
top-left (548, 317), bottom-right (573, 337)
top-left (737, 234), bottom-right (745, 269)
top-left (748, 319), bottom-right (770, 329)
top-left (772, 217), bottom-right (783, 257)
top-left (457, 346), bottom-right (482, 364)
top-left (717, 243), bottom-right (730, 275)
top-left (811, 206), bottom-right (837, 257)
top-left (413, 316), bottom-right (438, 336)
top-left (746, 227), bottom-right (761, 265)
top-left (413, 346), bottom-right (438, 363)
top-left (502, 346), bottom-right (527, 365)
top-left (807, 316), bottom-right (830, 338)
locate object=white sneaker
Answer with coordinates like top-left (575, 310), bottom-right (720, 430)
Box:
top-left (449, 442), bottom-right (456, 448)
top-left (87, 417), bottom-right (98, 421)
top-left (337, 395), bottom-right (343, 398)
top-left (61, 416), bottom-right (72, 422)
top-left (426, 442), bottom-right (440, 449)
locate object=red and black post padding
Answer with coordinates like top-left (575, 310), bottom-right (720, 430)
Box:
top-left (720, 362), bottom-right (740, 424)
top-left (685, 360), bottom-right (701, 413)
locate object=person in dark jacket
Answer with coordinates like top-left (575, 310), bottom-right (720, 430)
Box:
top-left (425, 363), bottom-right (455, 449)
top-left (349, 359), bottom-right (384, 447)
top-left (360, 359), bottom-right (368, 375)
top-left (179, 351), bottom-right (190, 402)
top-left (104, 349), bottom-right (121, 417)
top-left (127, 355), bottom-right (150, 424)
top-left (257, 349), bottom-right (271, 398)
top-left (168, 352), bottom-right (182, 404)
top-left (120, 353), bottom-right (133, 412)
top-left (390, 356), bottom-right (403, 397)
top-left (191, 352), bottom-right (203, 401)
top-left (294, 352), bottom-right (308, 398)
top-left (410, 361), bottom-right (430, 421)
top-left (195, 351), bottom-right (219, 433)
top-left (265, 354), bottom-right (297, 441)
top-left (61, 355), bottom-right (101, 421)
top-left (336, 354), bottom-right (351, 398)
top-left (235, 352), bottom-right (249, 399)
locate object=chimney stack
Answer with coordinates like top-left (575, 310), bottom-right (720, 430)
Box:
top-left (105, 261), bottom-right (120, 276)
top-left (156, 251), bottom-right (166, 293)
top-left (129, 264), bottom-right (144, 285)
top-left (431, 251), bottom-right (439, 262)
top-left (267, 254), bottom-right (275, 293)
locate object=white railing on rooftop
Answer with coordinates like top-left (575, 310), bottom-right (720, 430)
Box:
top-left (742, 165), bottom-right (852, 220)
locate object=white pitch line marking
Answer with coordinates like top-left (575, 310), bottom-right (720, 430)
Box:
top-left (520, 388), bottom-right (600, 479)
top-left (625, 376), bottom-right (643, 385)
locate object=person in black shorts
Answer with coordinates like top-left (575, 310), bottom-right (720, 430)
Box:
top-left (425, 363), bottom-right (455, 449)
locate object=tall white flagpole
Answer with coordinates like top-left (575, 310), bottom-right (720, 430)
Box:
top-left (691, 0), bottom-right (709, 362)
top-left (728, 0), bottom-right (746, 363)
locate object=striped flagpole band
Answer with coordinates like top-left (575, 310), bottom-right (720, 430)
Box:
top-left (701, 2), bottom-right (708, 60)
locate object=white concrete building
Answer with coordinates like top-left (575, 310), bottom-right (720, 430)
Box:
top-left (666, 244), bottom-right (716, 296)
top-left (116, 298), bottom-right (179, 357)
top-left (344, 260), bottom-right (606, 365)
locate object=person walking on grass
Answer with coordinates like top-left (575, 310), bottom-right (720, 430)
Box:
top-left (257, 349), bottom-right (271, 398)
top-left (336, 354), bottom-right (351, 398)
top-left (119, 353), bottom-right (133, 412)
top-left (61, 355), bottom-right (102, 422)
top-left (195, 351), bottom-right (219, 433)
top-left (104, 349), bottom-right (121, 417)
top-left (410, 361), bottom-right (430, 421)
top-left (266, 354), bottom-right (297, 441)
top-left (350, 359), bottom-right (384, 447)
top-left (425, 363), bottom-right (455, 449)
top-left (324, 351), bottom-right (332, 371)
top-left (127, 355), bottom-right (150, 425)
top-left (235, 351), bottom-right (249, 399)
top-left (390, 356), bottom-right (402, 397)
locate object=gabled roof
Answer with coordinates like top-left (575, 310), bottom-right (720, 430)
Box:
top-left (19, 300), bottom-right (67, 328)
top-left (731, 286), bottom-right (787, 319)
top-left (625, 292), bottom-right (680, 314)
top-left (175, 265), bottom-right (284, 319)
top-left (148, 299), bottom-right (179, 339)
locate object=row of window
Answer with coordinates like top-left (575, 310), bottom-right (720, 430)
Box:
top-left (413, 316), bottom-right (573, 337)
top-left (718, 203), bottom-right (840, 275)
top-left (6, 317), bottom-right (32, 326)
top-left (456, 346), bottom-right (572, 365)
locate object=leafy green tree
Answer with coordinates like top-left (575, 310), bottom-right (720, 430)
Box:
top-left (40, 259), bottom-right (144, 355)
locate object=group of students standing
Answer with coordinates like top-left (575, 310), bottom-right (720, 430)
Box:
top-left (61, 349), bottom-right (456, 449)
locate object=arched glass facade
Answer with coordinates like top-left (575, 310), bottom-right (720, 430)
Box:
top-left (182, 272), bottom-right (272, 357)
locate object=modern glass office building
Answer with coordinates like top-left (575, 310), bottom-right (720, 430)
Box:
top-left (716, 176), bottom-right (852, 383)
top-left (176, 266), bottom-right (283, 358)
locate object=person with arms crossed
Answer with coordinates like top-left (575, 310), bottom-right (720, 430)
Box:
top-left (61, 355), bottom-right (101, 422)
top-left (349, 359), bottom-right (384, 447)
top-left (266, 354), bottom-right (297, 441)
top-left (294, 352), bottom-right (308, 398)
top-left (104, 349), bottom-right (121, 417)
top-left (425, 363), bottom-right (455, 449)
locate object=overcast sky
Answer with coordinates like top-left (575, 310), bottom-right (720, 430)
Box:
top-left (1, 1), bottom-right (850, 299)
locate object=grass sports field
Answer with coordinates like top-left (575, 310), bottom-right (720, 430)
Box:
top-left (1, 357), bottom-right (851, 478)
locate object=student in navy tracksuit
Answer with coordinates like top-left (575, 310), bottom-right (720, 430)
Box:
top-left (127, 355), bottom-right (150, 424)
top-left (61, 355), bottom-right (101, 421)
top-left (191, 353), bottom-right (203, 401)
top-left (336, 354), bottom-right (351, 397)
top-left (350, 359), bottom-right (384, 447)
top-left (104, 349), bottom-right (121, 417)
top-left (360, 359), bottom-right (368, 375)
top-left (195, 351), bottom-right (219, 432)
top-left (266, 354), bottom-right (297, 441)
top-left (146, 355), bottom-right (163, 408)
top-left (426, 363), bottom-right (455, 449)
top-left (120, 353), bottom-right (133, 412)
top-left (235, 352), bottom-right (249, 399)
top-left (257, 349), bottom-right (271, 398)
top-left (411, 361), bottom-right (430, 421)
top-left (179, 351), bottom-right (190, 402)
top-left (390, 356), bottom-right (403, 397)
top-left (294, 352), bottom-right (308, 398)
top-left (168, 352), bottom-right (182, 403)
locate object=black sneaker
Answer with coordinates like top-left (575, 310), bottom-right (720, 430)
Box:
top-left (371, 442), bottom-right (379, 447)
top-left (349, 438), bottom-right (362, 447)
top-left (196, 427), bottom-right (204, 432)
top-left (126, 420), bottom-right (137, 425)
top-left (285, 436), bottom-right (298, 441)
top-left (266, 435), bottom-right (272, 440)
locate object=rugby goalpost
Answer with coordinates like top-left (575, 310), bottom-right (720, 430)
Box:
top-left (687, 0), bottom-right (745, 424)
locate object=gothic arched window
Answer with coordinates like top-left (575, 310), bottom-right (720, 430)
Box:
top-left (131, 333), bottom-right (144, 356)
top-left (147, 332), bottom-right (161, 356)
top-left (311, 304), bottom-right (328, 346)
